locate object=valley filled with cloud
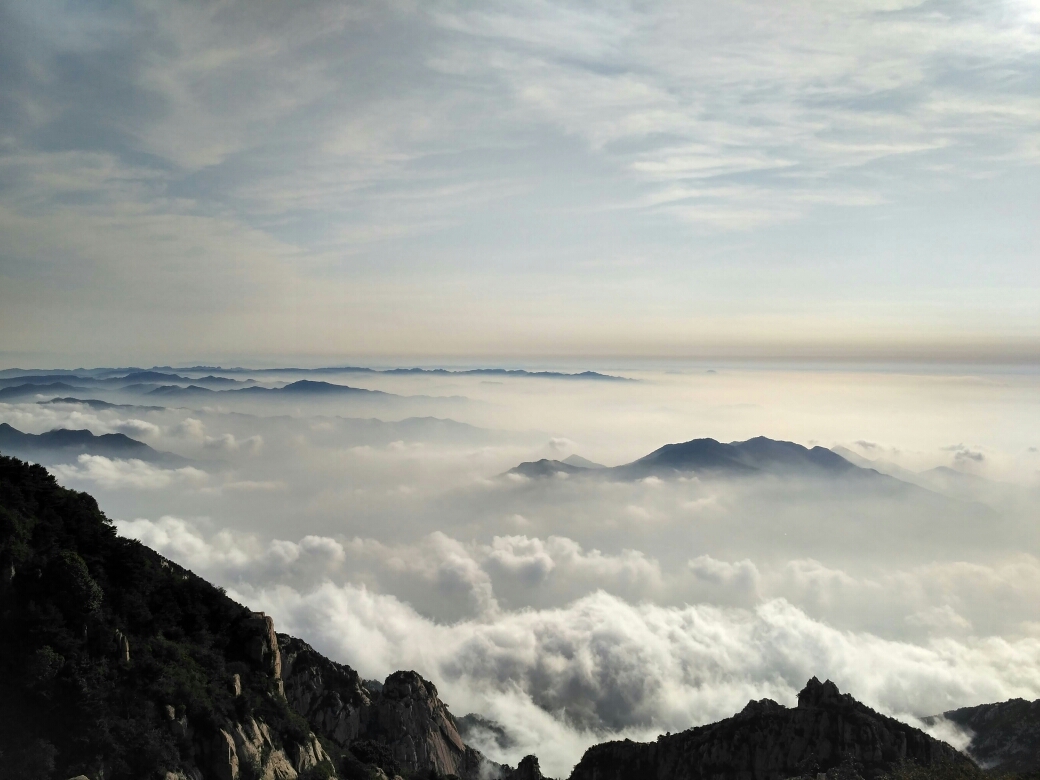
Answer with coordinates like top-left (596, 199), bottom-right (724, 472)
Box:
top-left (2, 364), bottom-right (1037, 776)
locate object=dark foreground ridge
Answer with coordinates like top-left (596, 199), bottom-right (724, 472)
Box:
top-left (0, 454), bottom-right (520, 780)
top-left (0, 423), bottom-right (188, 466)
top-left (570, 678), bottom-right (975, 780)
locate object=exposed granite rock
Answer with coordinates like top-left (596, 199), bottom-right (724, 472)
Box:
top-left (200, 716), bottom-right (303, 780)
top-left (279, 635), bottom-right (505, 779)
top-left (242, 611), bottom-right (284, 696)
top-left (113, 628), bottom-right (130, 663)
top-left (280, 634), bottom-right (371, 747)
top-left (367, 670), bottom-right (468, 774)
top-left (210, 728), bottom-right (239, 780)
top-left (570, 678), bottom-right (975, 780)
top-left (292, 732), bottom-right (335, 775)
top-left (938, 697), bottom-right (1040, 773)
top-left (367, 670), bottom-right (508, 778)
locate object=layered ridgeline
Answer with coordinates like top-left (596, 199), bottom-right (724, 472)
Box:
top-left (509, 437), bottom-right (873, 481)
top-left (0, 423), bottom-right (188, 466)
top-left (0, 454), bottom-right (1022, 780)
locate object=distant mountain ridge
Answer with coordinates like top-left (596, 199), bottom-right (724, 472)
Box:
top-left (0, 365), bottom-right (632, 383)
top-left (509, 436), bottom-right (865, 481)
top-left (0, 423), bottom-right (186, 466)
top-left (0, 382), bottom-right (89, 400)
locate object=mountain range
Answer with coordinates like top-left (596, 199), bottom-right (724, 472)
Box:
top-left (510, 437), bottom-right (873, 481)
top-left (0, 423), bottom-right (186, 466)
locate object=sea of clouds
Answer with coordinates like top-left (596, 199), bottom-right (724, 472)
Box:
top-left (1, 366), bottom-right (1039, 775)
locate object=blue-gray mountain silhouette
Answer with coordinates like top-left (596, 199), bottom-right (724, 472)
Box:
top-left (510, 437), bottom-right (862, 480)
top-left (0, 423), bottom-right (186, 466)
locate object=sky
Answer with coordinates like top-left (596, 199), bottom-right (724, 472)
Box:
top-left (1, 0), bottom-right (1039, 365)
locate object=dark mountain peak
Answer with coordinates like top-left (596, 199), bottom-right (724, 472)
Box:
top-left (633, 438), bottom-right (750, 472)
top-left (145, 384), bottom-right (215, 395)
top-left (509, 459), bottom-right (590, 478)
top-left (571, 677), bottom-right (973, 780)
top-left (117, 371), bottom-right (187, 383)
top-left (509, 436), bottom-right (864, 482)
top-left (0, 382), bottom-right (83, 400)
top-left (797, 676), bottom-right (852, 709)
top-left (383, 669), bottom-right (439, 701)
top-left (283, 379), bottom-right (357, 392)
top-left (0, 424), bottom-right (184, 465)
top-left (239, 380), bottom-right (384, 395)
top-left (738, 698), bottom-right (785, 718)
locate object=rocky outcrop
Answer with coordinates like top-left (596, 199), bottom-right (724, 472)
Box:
top-left (939, 697), bottom-right (1040, 773)
top-left (241, 611), bottom-right (284, 696)
top-left (278, 635), bottom-right (505, 779)
top-left (367, 670), bottom-right (474, 775)
top-left (508, 755), bottom-right (550, 780)
top-left (570, 678), bottom-right (975, 780)
top-left (280, 634), bottom-right (372, 746)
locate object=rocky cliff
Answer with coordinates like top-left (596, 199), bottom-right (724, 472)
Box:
top-left (280, 635), bottom-right (504, 779)
top-left (0, 454), bottom-right (504, 780)
top-left (569, 678), bottom-right (975, 780)
top-left (939, 698), bottom-right (1040, 773)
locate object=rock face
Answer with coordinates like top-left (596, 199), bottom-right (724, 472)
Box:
top-left (241, 611), bottom-right (284, 695)
top-left (570, 678), bottom-right (975, 780)
top-left (508, 755), bottom-right (549, 780)
top-left (368, 670), bottom-right (479, 776)
top-left (280, 634), bottom-right (371, 747)
top-left (940, 697), bottom-right (1040, 773)
top-left (0, 454), bottom-right (509, 780)
top-left (279, 634), bottom-right (504, 779)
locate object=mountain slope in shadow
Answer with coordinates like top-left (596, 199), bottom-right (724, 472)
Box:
top-left (0, 454), bottom-right (510, 780)
top-left (570, 678), bottom-right (975, 780)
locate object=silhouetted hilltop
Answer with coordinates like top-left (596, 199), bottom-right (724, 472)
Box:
top-left (570, 678), bottom-right (975, 780)
top-left (508, 437), bottom-right (865, 481)
top-left (0, 423), bottom-right (186, 466)
top-left (0, 382), bottom-right (87, 400)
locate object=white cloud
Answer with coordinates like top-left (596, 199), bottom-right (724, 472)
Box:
top-left (245, 583), bottom-right (1040, 777)
top-left (52, 455), bottom-right (208, 490)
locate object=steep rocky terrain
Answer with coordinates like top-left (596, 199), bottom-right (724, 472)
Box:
top-left (0, 454), bottom-right (504, 780)
top-left (280, 635), bottom-right (503, 778)
top-left (939, 698), bottom-right (1040, 773)
top-left (569, 678), bottom-right (975, 780)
